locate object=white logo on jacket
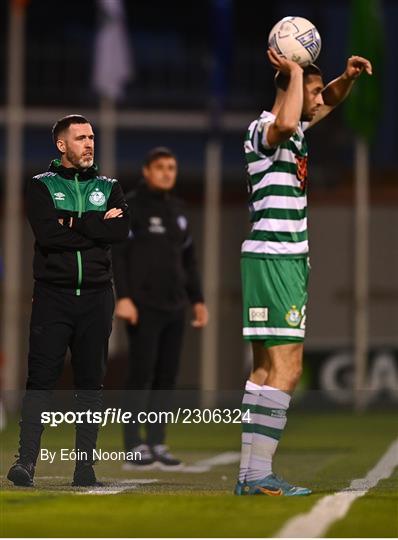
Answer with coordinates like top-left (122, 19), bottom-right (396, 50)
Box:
top-left (177, 215), bottom-right (188, 230)
top-left (149, 216), bottom-right (166, 234)
top-left (54, 192), bottom-right (65, 201)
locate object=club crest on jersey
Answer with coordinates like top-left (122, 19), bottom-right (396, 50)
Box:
top-left (89, 189), bottom-right (106, 206)
top-left (285, 305), bottom-right (301, 327)
top-left (296, 155), bottom-right (308, 191)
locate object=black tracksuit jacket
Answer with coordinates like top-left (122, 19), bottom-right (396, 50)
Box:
top-left (26, 159), bottom-right (129, 294)
top-left (112, 182), bottom-right (204, 311)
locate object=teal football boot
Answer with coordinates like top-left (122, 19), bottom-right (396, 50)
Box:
top-left (242, 473), bottom-right (311, 496)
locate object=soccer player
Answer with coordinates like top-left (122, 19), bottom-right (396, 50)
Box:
top-left (236, 49), bottom-right (372, 496)
top-left (7, 115), bottom-right (129, 487)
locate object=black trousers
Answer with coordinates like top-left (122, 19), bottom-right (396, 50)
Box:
top-left (123, 306), bottom-right (185, 449)
top-left (18, 282), bottom-right (114, 466)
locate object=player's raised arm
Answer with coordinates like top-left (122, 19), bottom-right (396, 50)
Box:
top-left (265, 48), bottom-right (304, 147)
top-left (308, 55), bottom-right (373, 128)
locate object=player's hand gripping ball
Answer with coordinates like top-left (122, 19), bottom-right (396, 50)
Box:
top-left (268, 16), bottom-right (321, 67)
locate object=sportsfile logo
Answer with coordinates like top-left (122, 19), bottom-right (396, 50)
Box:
top-left (40, 407), bottom-right (251, 427)
top-left (249, 307), bottom-right (268, 322)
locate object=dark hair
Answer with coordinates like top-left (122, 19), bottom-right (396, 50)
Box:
top-left (52, 114), bottom-right (90, 145)
top-left (143, 147), bottom-right (177, 167)
top-left (274, 64), bottom-right (323, 91)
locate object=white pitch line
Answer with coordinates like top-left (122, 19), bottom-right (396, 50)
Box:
top-left (108, 478), bottom-right (159, 484)
top-left (196, 451), bottom-right (241, 467)
top-left (35, 476), bottom-right (68, 480)
top-left (77, 478), bottom-right (159, 495)
top-left (84, 487), bottom-right (133, 495)
top-left (276, 437), bottom-right (398, 538)
top-left (180, 451), bottom-right (241, 473)
top-left (70, 452), bottom-right (240, 494)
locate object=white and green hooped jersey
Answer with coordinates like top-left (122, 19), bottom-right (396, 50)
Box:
top-left (242, 111), bottom-right (310, 258)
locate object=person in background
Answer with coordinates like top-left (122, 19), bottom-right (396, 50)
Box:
top-left (112, 147), bottom-right (209, 470)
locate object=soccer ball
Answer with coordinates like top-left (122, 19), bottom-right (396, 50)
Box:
top-left (268, 16), bottom-right (321, 67)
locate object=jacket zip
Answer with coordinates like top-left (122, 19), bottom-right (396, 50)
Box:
top-left (74, 173), bottom-right (83, 296)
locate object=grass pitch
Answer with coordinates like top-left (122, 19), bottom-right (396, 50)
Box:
top-left (1, 411), bottom-right (397, 537)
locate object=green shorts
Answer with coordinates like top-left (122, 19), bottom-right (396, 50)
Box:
top-left (241, 256), bottom-right (310, 348)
